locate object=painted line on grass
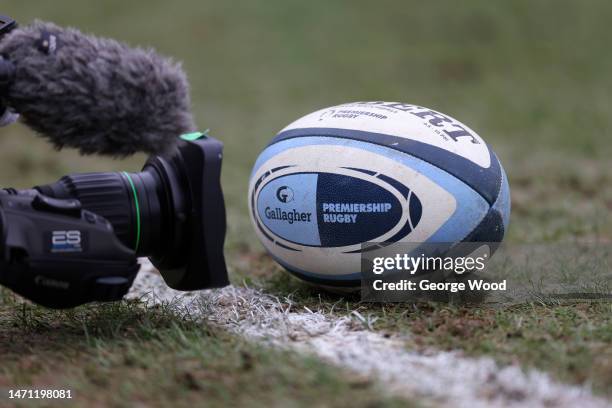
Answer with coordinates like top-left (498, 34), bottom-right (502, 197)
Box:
top-left (128, 261), bottom-right (609, 408)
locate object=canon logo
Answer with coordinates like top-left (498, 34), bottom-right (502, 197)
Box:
top-left (34, 275), bottom-right (69, 289)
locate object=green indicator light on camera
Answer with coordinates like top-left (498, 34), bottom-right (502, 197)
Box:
top-left (180, 130), bottom-right (209, 141)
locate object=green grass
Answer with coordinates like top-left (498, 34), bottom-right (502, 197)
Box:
top-left (247, 262), bottom-right (612, 396)
top-left (0, 0), bottom-right (611, 404)
top-left (0, 295), bottom-right (413, 408)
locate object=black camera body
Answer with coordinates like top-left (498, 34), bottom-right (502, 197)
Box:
top-left (0, 135), bottom-right (229, 308)
top-left (0, 189), bottom-right (139, 308)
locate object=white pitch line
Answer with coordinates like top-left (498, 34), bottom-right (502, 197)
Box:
top-left (127, 262), bottom-right (610, 408)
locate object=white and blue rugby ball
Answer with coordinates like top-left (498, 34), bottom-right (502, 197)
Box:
top-left (248, 102), bottom-right (510, 288)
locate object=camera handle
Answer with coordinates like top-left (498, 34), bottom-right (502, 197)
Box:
top-left (0, 189), bottom-right (140, 308)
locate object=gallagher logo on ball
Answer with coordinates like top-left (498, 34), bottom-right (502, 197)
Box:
top-left (276, 186), bottom-right (294, 203)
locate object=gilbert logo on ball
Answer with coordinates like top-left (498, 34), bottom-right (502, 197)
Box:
top-left (248, 102), bottom-right (510, 288)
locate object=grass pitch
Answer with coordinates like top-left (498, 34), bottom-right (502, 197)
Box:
top-left (0, 296), bottom-right (410, 407)
top-left (0, 0), bottom-right (610, 405)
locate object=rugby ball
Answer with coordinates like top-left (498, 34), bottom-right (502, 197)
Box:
top-left (248, 102), bottom-right (510, 288)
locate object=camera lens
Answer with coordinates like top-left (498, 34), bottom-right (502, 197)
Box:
top-left (31, 137), bottom-right (228, 290)
top-left (35, 160), bottom-right (187, 262)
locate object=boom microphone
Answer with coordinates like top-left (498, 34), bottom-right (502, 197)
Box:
top-left (0, 18), bottom-right (195, 156)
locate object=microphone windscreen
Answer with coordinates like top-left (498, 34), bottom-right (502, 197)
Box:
top-left (0, 21), bottom-right (196, 156)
